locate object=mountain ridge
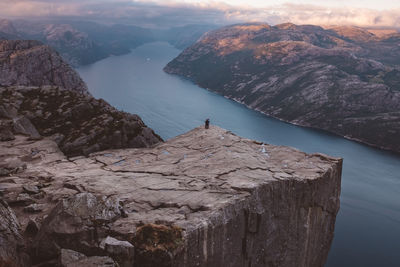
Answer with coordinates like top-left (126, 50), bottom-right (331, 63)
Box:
top-left (0, 18), bottom-right (218, 67)
top-left (165, 22), bottom-right (400, 153)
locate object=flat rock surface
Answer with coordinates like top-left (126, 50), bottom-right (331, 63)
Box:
top-left (0, 126), bottom-right (342, 266)
top-left (0, 125), bottom-right (340, 231)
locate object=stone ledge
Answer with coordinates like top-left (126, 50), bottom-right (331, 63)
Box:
top-left (0, 125), bottom-right (342, 267)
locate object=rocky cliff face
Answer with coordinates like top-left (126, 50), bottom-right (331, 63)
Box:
top-left (0, 126), bottom-right (342, 267)
top-left (165, 23), bottom-right (400, 153)
top-left (0, 199), bottom-right (29, 266)
top-left (0, 40), bottom-right (88, 94)
top-left (0, 39), bottom-right (162, 156)
top-left (0, 85), bottom-right (162, 156)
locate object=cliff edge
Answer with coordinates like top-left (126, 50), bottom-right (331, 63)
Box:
top-left (0, 126), bottom-right (342, 267)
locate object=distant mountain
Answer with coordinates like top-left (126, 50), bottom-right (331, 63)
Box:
top-left (165, 23), bottom-right (400, 153)
top-left (0, 19), bottom-right (215, 67)
top-left (0, 19), bottom-right (19, 40)
top-left (0, 40), bottom-right (88, 94)
top-left (1, 19), bottom-right (155, 66)
top-left (154, 24), bottom-right (218, 49)
top-left (64, 21), bottom-right (155, 62)
top-left (325, 25), bottom-right (400, 66)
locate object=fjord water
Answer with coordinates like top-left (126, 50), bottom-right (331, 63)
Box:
top-left (77, 42), bottom-right (400, 267)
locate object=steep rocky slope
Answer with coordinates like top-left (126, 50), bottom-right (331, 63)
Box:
top-left (0, 126), bottom-right (342, 267)
top-left (0, 39), bottom-right (162, 156)
top-left (0, 85), bottom-right (161, 156)
top-left (0, 40), bottom-right (88, 94)
top-left (165, 23), bottom-right (400, 153)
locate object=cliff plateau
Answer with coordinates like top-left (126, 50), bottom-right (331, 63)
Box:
top-left (0, 126), bottom-right (342, 267)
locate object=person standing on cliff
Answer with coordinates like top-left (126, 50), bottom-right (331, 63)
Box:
top-left (205, 118), bottom-right (210, 129)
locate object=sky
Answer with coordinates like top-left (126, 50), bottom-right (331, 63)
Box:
top-left (150, 0), bottom-right (400, 10)
top-left (0, 0), bottom-right (399, 28)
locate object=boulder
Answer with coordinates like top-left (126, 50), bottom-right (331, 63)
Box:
top-left (100, 236), bottom-right (134, 267)
top-left (23, 203), bottom-right (45, 213)
top-left (33, 193), bottom-right (123, 262)
top-left (60, 249), bottom-right (86, 267)
top-left (12, 116), bottom-right (41, 140)
top-left (22, 185), bottom-right (40, 195)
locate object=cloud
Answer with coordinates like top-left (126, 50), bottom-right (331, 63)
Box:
top-left (0, 0), bottom-right (399, 28)
top-left (271, 4), bottom-right (400, 28)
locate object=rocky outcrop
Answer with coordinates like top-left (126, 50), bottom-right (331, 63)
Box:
top-left (0, 199), bottom-right (29, 267)
top-left (164, 22), bottom-right (400, 153)
top-left (0, 85), bottom-right (162, 156)
top-left (0, 38), bottom-right (161, 156)
top-left (0, 40), bottom-right (88, 94)
top-left (0, 126), bottom-right (342, 266)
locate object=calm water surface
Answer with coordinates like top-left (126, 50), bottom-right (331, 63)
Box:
top-left (77, 42), bottom-right (400, 267)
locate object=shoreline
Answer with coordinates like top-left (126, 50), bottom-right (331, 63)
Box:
top-left (164, 69), bottom-right (400, 156)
